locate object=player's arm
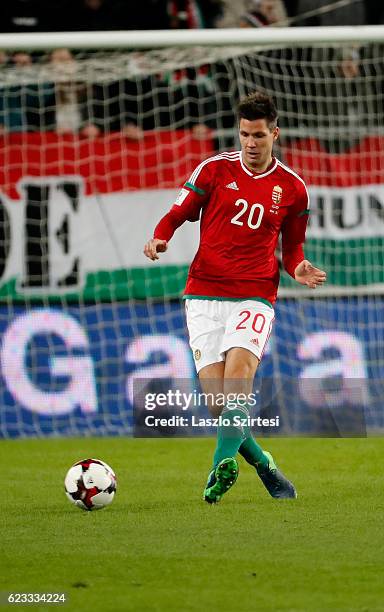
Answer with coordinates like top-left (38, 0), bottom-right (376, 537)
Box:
top-left (281, 182), bottom-right (326, 289)
top-left (144, 162), bottom-right (212, 261)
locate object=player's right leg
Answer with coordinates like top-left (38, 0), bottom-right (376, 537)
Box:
top-left (202, 345), bottom-right (260, 504)
top-left (203, 457), bottom-right (239, 504)
top-left (185, 299), bottom-right (240, 503)
top-left (198, 362), bottom-right (240, 503)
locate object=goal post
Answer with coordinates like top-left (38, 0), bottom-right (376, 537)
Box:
top-left (0, 27), bottom-right (383, 437)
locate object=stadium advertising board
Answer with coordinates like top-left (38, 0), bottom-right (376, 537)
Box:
top-left (0, 298), bottom-right (380, 438)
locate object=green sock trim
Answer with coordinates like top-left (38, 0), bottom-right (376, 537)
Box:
top-left (239, 435), bottom-right (269, 470)
top-left (213, 406), bottom-right (248, 468)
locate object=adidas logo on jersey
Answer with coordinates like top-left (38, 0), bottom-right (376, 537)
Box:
top-left (225, 181), bottom-right (239, 190)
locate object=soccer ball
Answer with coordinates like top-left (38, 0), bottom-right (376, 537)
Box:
top-left (64, 458), bottom-right (117, 511)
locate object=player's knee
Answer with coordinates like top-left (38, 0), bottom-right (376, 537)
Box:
top-left (225, 360), bottom-right (255, 380)
top-left (225, 348), bottom-right (259, 380)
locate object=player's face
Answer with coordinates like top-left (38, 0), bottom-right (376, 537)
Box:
top-left (239, 118), bottom-right (279, 172)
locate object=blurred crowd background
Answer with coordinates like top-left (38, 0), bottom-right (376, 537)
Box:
top-left (1, 0), bottom-right (383, 33)
top-left (0, 0), bottom-right (382, 154)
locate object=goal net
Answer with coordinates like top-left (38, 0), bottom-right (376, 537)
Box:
top-left (0, 28), bottom-right (383, 437)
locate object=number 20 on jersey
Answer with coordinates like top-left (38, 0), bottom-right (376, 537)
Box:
top-left (231, 199), bottom-right (264, 230)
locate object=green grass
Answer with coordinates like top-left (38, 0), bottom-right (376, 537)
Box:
top-left (1, 437), bottom-right (384, 612)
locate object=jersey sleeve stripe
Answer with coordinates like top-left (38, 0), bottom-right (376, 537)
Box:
top-left (184, 181), bottom-right (205, 195)
top-left (188, 152), bottom-right (240, 186)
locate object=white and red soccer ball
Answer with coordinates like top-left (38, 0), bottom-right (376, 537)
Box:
top-left (64, 459), bottom-right (117, 511)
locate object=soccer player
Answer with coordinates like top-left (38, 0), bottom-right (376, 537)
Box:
top-left (144, 91), bottom-right (326, 503)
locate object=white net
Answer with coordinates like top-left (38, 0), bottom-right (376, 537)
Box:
top-left (0, 36), bottom-right (383, 437)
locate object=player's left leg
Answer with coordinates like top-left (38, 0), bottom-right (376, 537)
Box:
top-left (224, 349), bottom-right (297, 499)
top-left (224, 347), bottom-right (268, 467)
top-left (255, 451), bottom-right (297, 499)
top-left (222, 302), bottom-right (297, 499)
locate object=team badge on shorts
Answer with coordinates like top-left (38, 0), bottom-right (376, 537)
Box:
top-left (194, 349), bottom-right (201, 361)
top-left (272, 185), bottom-right (282, 204)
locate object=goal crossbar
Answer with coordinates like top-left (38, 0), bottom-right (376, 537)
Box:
top-left (0, 26), bottom-right (383, 51)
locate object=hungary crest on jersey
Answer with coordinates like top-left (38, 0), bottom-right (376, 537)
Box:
top-left (272, 185), bottom-right (282, 204)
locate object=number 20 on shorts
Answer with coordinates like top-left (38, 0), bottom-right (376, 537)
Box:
top-left (236, 310), bottom-right (266, 334)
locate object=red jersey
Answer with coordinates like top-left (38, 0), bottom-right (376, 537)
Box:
top-left (154, 151), bottom-right (309, 304)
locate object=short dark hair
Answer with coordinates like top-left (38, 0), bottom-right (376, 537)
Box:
top-left (237, 91), bottom-right (278, 129)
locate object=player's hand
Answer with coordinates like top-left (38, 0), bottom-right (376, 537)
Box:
top-left (143, 238), bottom-right (168, 261)
top-left (294, 259), bottom-right (326, 289)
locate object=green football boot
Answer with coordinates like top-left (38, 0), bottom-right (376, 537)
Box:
top-left (203, 457), bottom-right (239, 504)
top-left (256, 451), bottom-right (297, 499)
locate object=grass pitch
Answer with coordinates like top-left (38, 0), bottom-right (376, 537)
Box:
top-left (1, 437), bottom-right (383, 611)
